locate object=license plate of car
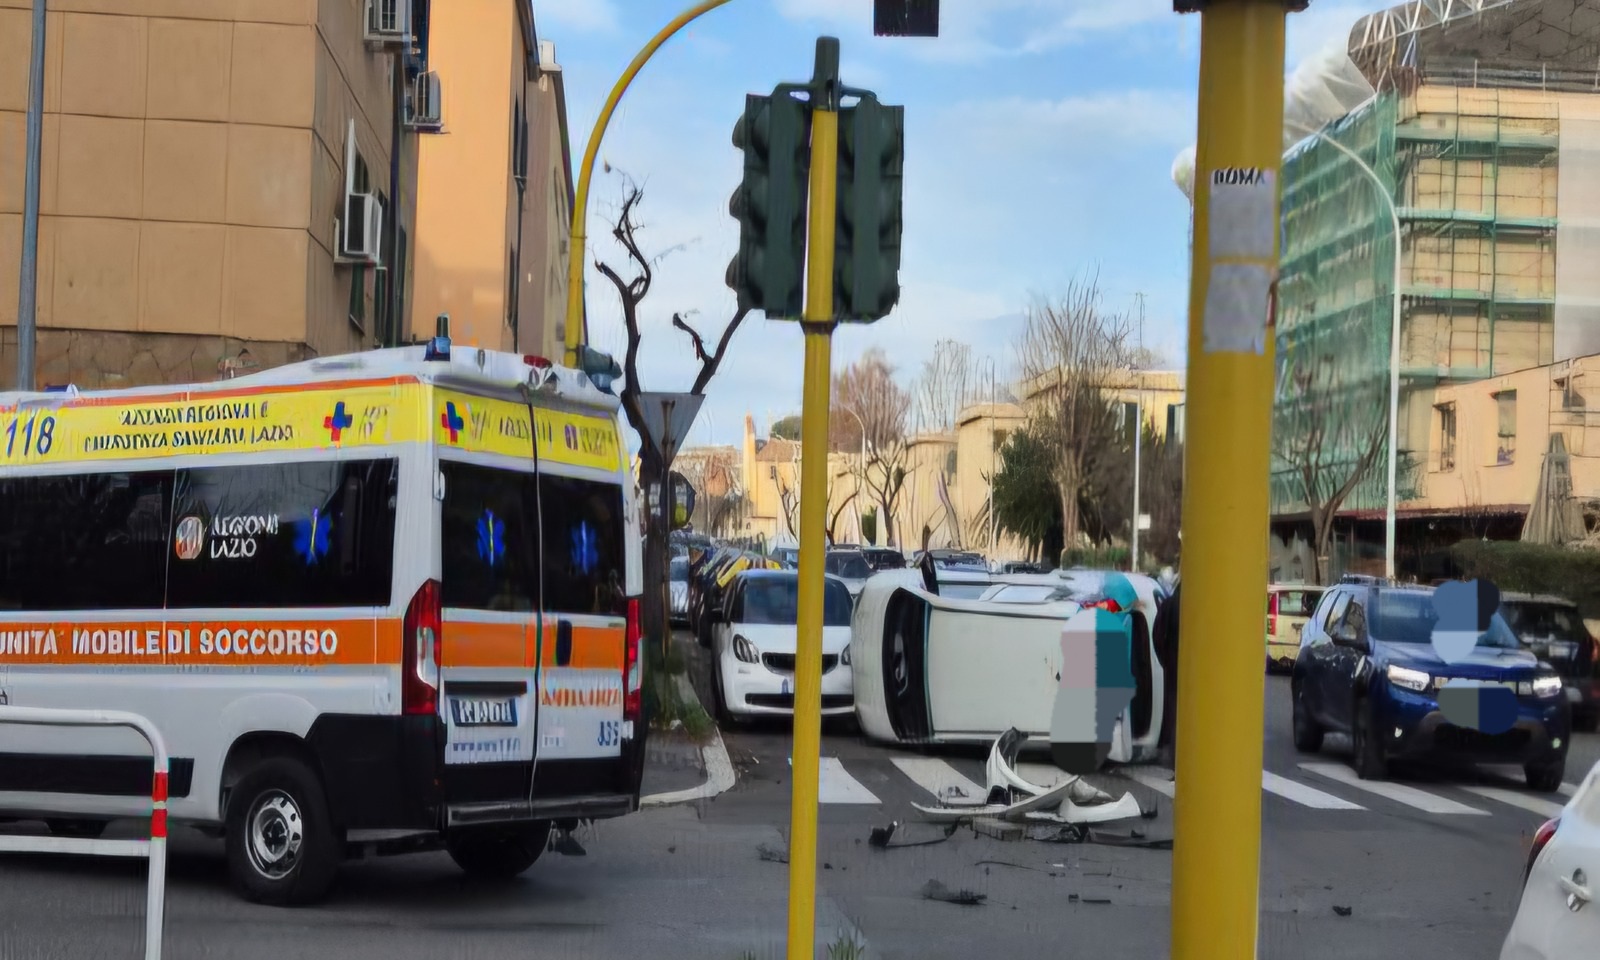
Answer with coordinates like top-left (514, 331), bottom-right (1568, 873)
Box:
top-left (449, 696), bottom-right (520, 727)
top-left (1548, 641), bottom-right (1578, 659)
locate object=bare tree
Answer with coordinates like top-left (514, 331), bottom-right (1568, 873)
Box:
top-left (913, 339), bottom-right (978, 434)
top-left (1459, 472), bottom-right (1495, 541)
top-left (1017, 276), bottom-right (1134, 551)
top-left (827, 488), bottom-right (859, 545)
top-left (832, 349), bottom-right (912, 547)
top-left (677, 448), bottom-right (746, 538)
top-left (1273, 352), bottom-right (1387, 584)
top-left (597, 181), bottom-right (751, 651)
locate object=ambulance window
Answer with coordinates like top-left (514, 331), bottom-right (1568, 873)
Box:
top-left (539, 475), bottom-right (626, 617)
top-left (440, 461), bottom-right (539, 612)
top-left (0, 469), bottom-right (173, 611)
top-left (165, 459), bottom-right (397, 609)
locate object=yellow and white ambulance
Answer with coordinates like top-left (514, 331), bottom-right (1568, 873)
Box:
top-left (0, 339), bottom-right (645, 904)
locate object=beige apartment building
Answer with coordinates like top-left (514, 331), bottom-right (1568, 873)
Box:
top-left (1416, 354), bottom-right (1600, 515)
top-left (410, 0), bottom-right (573, 359)
top-left (0, 0), bottom-right (436, 390)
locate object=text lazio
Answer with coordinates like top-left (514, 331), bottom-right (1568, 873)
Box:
top-left (0, 626), bottom-right (344, 660)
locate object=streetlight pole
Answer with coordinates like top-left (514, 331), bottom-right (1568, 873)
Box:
top-left (562, 0), bottom-right (735, 367)
top-left (1284, 111), bottom-right (1402, 579)
top-left (16, 0), bottom-right (47, 391)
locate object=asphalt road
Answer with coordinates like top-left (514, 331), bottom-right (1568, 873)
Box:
top-left (1, 636), bottom-right (1593, 960)
top-left (681, 633), bottom-right (1597, 960)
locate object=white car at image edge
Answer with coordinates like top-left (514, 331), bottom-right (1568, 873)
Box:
top-left (708, 569), bottom-right (855, 722)
top-left (1500, 757), bottom-right (1600, 959)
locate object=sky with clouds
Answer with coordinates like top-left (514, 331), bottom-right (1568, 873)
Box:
top-left (536, 0), bottom-right (1392, 449)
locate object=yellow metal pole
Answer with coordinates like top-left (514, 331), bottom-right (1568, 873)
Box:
top-left (787, 101), bottom-right (838, 960)
top-left (563, 0), bottom-right (735, 367)
top-left (1171, 2), bottom-right (1285, 959)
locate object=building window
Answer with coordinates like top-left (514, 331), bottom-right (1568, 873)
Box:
top-left (992, 429), bottom-right (1008, 451)
top-left (1437, 402), bottom-right (1456, 472)
top-left (1494, 390), bottom-right (1517, 464)
top-left (944, 449), bottom-right (957, 478)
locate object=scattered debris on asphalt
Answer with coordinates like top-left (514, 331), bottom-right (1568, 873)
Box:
top-left (1068, 893), bottom-right (1113, 905)
top-left (1333, 905), bottom-right (1353, 917)
top-left (912, 729), bottom-right (1146, 827)
top-left (1026, 824), bottom-right (1173, 850)
top-left (757, 842), bottom-right (789, 864)
top-left (921, 880), bottom-right (987, 906)
top-left (974, 859), bottom-right (1041, 872)
top-left (868, 820), bottom-right (959, 849)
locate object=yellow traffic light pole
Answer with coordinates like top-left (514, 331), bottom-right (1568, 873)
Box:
top-left (563, 0), bottom-right (735, 367)
top-left (1171, 2), bottom-right (1288, 958)
top-left (788, 58), bottom-right (839, 960)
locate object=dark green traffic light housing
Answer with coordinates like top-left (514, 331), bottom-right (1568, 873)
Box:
top-left (726, 90), bottom-right (812, 319)
top-left (834, 95), bottom-right (904, 323)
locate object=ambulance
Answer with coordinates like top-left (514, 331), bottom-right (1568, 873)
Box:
top-left (0, 335), bottom-right (646, 904)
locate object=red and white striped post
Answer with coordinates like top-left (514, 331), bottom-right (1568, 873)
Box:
top-left (0, 707), bottom-right (170, 960)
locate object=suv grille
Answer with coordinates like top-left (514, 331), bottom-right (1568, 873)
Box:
top-left (762, 653), bottom-right (839, 674)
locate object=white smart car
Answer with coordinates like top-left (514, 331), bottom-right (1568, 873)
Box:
top-left (707, 569), bottom-right (856, 723)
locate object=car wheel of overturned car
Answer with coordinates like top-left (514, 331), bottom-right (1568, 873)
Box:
top-left (446, 820), bottom-right (552, 880)
top-left (1291, 683), bottom-right (1324, 754)
top-left (224, 756), bottom-right (341, 906)
top-left (1351, 703), bottom-right (1388, 781)
top-left (1524, 758), bottom-right (1566, 794)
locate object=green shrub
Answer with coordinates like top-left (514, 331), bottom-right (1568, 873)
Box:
top-left (1063, 545), bottom-right (1130, 570)
top-left (1449, 540), bottom-right (1600, 617)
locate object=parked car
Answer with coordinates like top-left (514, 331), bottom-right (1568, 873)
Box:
top-left (1501, 591), bottom-right (1600, 732)
top-left (824, 549), bottom-right (874, 600)
top-left (1292, 577), bottom-right (1570, 791)
top-left (669, 555), bottom-right (691, 624)
top-left (1266, 584), bottom-right (1326, 673)
top-left (861, 547), bottom-right (907, 572)
top-left (1499, 758), bottom-right (1600, 959)
top-left (707, 569), bottom-right (856, 723)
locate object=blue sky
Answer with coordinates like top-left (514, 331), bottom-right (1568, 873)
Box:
top-left (537, 0), bottom-right (1389, 448)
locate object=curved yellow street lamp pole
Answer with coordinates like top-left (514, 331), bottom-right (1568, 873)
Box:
top-left (563, 0), bottom-right (736, 367)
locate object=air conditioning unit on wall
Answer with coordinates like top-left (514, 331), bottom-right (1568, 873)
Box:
top-left (337, 194), bottom-right (383, 264)
top-left (406, 71), bottom-right (443, 131)
top-left (364, 0), bottom-right (411, 47)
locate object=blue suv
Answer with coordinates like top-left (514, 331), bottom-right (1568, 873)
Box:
top-left (1291, 577), bottom-right (1569, 792)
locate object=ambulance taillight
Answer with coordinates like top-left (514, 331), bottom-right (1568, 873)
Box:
top-left (624, 598), bottom-right (642, 723)
top-left (402, 579), bottom-right (443, 715)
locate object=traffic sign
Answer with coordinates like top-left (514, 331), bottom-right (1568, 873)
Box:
top-left (635, 391), bottom-right (704, 469)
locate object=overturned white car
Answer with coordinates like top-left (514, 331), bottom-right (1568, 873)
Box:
top-left (850, 567), bottom-right (1170, 767)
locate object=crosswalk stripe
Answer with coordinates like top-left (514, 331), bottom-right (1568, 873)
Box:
top-left (1461, 786), bottom-right (1566, 819)
top-left (1262, 771), bottom-right (1365, 809)
top-left (891, 758), bottom-right (985, 803)
top-left (1123, 767), bottom-right (1363, 809)
top-left (818, 756), bottom-right (881, 804)
top-left (1299, 763), bottom-right (1490, 815)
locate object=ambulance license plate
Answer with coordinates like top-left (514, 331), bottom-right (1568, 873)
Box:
top-left (450, 696), bottom-right (519, 728)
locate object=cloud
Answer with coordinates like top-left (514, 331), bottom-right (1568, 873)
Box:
top-left (536, 0), bottom-right (620, 34)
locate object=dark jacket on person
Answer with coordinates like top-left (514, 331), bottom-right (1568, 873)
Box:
top-left (1152, 583), bottom-right (1180, 760)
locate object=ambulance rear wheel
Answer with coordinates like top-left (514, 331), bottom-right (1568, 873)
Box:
top-left (224, 756), bottom-right (340, 906)
top-left (446, 820), bottom-right (552, 880)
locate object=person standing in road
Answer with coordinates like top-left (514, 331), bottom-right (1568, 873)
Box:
top-left (1153, 581), bottom-right (1180, 771)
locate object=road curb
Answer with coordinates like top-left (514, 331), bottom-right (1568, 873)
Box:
top-left (639, 672), bottom-right (737, 807)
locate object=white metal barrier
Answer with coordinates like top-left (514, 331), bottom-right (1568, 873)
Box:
top-left (0, 706), bottom-right (169, 960)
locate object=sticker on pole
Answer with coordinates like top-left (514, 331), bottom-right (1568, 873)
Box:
top-left (1202, 263), bottom-right (1271, 355)
top-left (1208, 166), bottom-right (1275, 260)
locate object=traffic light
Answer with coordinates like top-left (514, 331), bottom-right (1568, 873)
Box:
top-left (834, 96), bottom-right (904, 323)
top-left (726, 92), bottom-right (811, 318)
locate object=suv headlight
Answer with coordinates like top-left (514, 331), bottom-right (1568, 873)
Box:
top-left (732, 635), bottom-right (760, 664)
top-left (1529, 673), bottom-right (1563, 699)
top-left (840, 643), bottom-right (851, 666)
top-left (1386, 664), bottom-right (1431, 693)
